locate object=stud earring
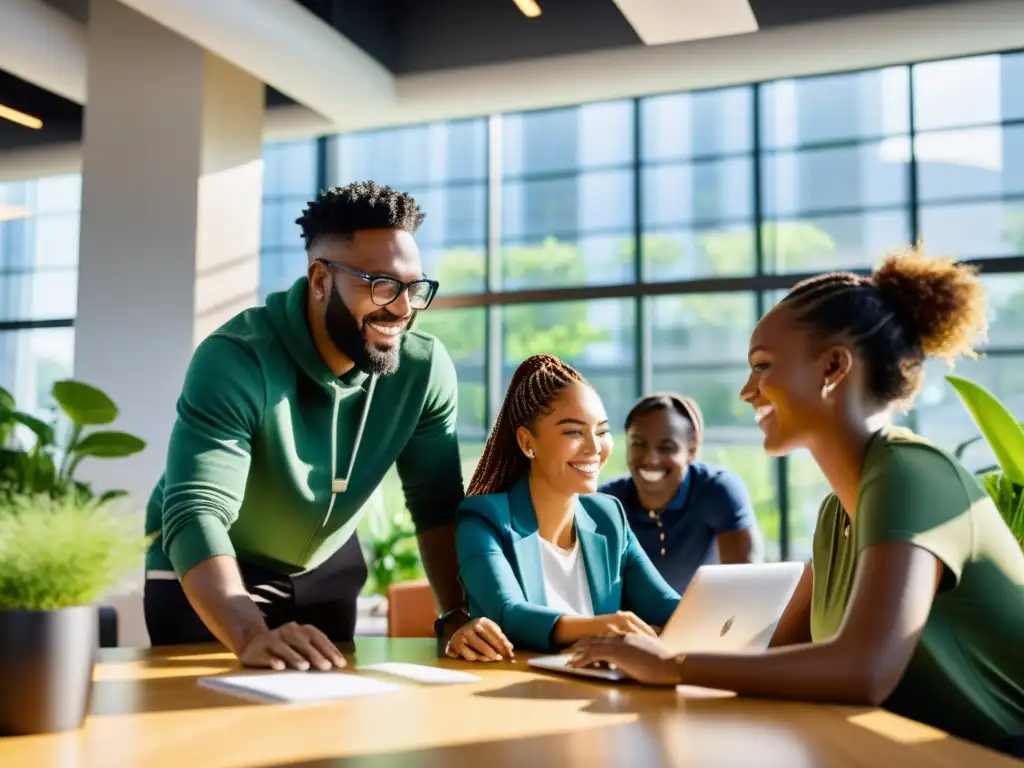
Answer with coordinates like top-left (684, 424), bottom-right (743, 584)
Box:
top-left (525, 449), bottom-right (535, 459)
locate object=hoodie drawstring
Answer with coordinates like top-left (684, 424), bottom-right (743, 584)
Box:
top-left (325, 374), bottom-right (378, 525)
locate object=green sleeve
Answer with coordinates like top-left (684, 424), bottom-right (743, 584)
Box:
top-left (395, 338), bottom-right (465, 533)
top-left (855, 444), bottom-right (974, 587)
top-left (161, 335), bottom-right (265, 577)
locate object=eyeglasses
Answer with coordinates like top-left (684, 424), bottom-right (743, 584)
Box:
top-left (318, 260), bottom-right (439, 311)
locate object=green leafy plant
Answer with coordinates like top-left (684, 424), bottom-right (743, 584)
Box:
top-left (947, 375), bottom-right (1024, 548)
top-left (0, 380), bottom-right (145, 505)
top-left (0, 494), bottom-right (153, 610)
top-left (359, 495), bottom-right (424, 597)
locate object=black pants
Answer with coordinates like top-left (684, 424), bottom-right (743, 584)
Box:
top-left (998, 734), bottom-right (1024, 759)
top-left (144, 534), bottom-right (368, 646)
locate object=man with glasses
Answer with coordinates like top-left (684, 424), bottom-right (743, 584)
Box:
top-left (143, 182), bottom-right (512, 669)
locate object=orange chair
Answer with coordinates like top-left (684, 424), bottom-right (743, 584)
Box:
top-left (386, 580), bottom-right (437, 638)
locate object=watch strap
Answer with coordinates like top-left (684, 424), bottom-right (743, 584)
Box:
top-left (433, 608), bottom-right (468, 657)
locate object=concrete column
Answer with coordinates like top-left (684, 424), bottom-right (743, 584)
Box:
top-left (74, 0), bottom-right (264, 646)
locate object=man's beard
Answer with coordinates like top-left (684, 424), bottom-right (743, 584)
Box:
top-left (324, 288), bottom-right (402, 376)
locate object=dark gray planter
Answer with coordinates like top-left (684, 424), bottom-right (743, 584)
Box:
top-left (0, 605), bottom-right (98, 736)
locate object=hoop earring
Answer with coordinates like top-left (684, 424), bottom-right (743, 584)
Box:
top-left (821, 382), bottom-right (833, 400)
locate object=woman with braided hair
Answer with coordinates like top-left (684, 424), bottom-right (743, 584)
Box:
top-left (568, 245), bottom-right (1024, 756)
top-left (451, 354), bottom-right (679, 657)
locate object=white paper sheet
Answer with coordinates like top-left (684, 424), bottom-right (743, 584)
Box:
top-left (198, 671), bottom-right (401, 704)
top-left (359, 662), bottom-right (481, 685)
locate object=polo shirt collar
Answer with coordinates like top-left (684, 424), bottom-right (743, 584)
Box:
top-left (663, 465), bottom-right (692, 512)
top-left (626, 465), bottom-right (692, 513)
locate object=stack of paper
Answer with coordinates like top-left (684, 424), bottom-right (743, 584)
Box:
top-left (199, 671), bottom-right (401, 704)
top-left (359, 662), bottom-right (481, 685)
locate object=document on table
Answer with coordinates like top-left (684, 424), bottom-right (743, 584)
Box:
top-left (358, 662), bottom-right (481, 685)
top-left (199, 671), bottom-right (401, 704)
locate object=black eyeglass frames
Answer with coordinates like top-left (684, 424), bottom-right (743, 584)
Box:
top-left (317, 260), bottom-right (439, 311)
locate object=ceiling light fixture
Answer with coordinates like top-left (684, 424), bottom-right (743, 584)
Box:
top-left (0, 205), bottom-right (31, 223)
top-left (0, 104), bottom-right (43, 130)
top-left (513, 0), bottom-right (542, 18)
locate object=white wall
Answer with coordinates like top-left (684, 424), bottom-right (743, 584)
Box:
top-left (0, 0), bottom-right (87, 103)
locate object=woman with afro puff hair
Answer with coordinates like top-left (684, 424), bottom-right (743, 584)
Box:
top-left (568, 245), bottom-right (1024, 756)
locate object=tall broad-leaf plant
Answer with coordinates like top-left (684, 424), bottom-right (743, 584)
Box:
top-left (947, 375), bottom-right (1024, 549)
top-left (357, 483), bottom-right (424, 597)
top-left (0, 380), bottom-right (145, 506)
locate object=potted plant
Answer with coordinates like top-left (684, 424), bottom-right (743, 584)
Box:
top-left (0, 494), bottom-right (152, 735)
top-left (0, 380), bottom-right (145, 504)
top-left (1, 380), bottom-right (147, 649)
top-left (360, 503), bottom-right (424, 598)
top-left (947, 375), bottom-right (1024, 548)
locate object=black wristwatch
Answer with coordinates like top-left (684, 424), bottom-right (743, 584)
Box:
top-left (433, 608), bottom-right (470, 654)
top-left (433, 608), bottom-right (469, 637)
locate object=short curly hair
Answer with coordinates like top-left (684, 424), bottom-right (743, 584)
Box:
top-left (295, 181), bottom-right (425, 250)
top-left (782, 243), bottom-right (989, 410)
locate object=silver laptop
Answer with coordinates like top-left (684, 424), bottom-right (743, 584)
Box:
top-left (527, 561), bottom-right (805, 682)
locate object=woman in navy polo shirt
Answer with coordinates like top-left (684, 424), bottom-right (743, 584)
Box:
top-left (599, 393), bottom-right (763, 593)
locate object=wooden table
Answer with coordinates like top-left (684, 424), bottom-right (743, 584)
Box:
top-left (0, 639), bottom-right (1017, 767)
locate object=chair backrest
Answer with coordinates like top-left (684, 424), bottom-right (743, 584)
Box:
top-left (386, 580), bottom-right (437, 638)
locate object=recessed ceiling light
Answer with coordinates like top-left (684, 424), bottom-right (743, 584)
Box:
top-left (611, 0), bottom-right (757, 46)
top-left (513, 0), bottom-right (542, 19)
top-left (0, 205), bottom-right (31, 223)
top-left (0, 103), bottom-right (43, 130)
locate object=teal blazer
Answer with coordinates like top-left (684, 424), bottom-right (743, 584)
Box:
top-left (455, 476), bottom-right (680, 652)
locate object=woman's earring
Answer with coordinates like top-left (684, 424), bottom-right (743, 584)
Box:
top-left (821, 382), bottom-right (832, 400)
top-left (525, 449), bottom-right (535, 459)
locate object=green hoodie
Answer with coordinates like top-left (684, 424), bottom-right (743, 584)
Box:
top-left (144, 277), bottom-right (465, 577)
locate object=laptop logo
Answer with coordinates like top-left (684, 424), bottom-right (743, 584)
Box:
top-left (720, 616), bottom-right (735, 636)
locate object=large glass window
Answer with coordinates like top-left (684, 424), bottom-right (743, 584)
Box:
top-left (759, 68), bottom-right (912, 276)
top-left (263, 49), bottom-right (1022, 567)
top-left (912, 52), bottom-right (1024, 131)
top-left (760, 67), bottom-right (910, 148)
top-left (331, 120), bottom-right (489, 296)
top-left (914, 56), bottom-right (1024, 264)
top-left (259, 139), bottom-right (318, 299)
top-left (0, 174), bottom-right (79, 418)
top-left (501, 298), bottom-right (637, 444)
top-left (411, 307), bottom-right (488, 448)
top-left (640, 87), bottom-right (755, 280)
top-left (500, 102), bottom-right (636, 289)
top-left (0, 328), bottom-right (75, 418)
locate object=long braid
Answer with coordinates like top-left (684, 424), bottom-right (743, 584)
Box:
top-left (467, 355), bottom-right (585, 497)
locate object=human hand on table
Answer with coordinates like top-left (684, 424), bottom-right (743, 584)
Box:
top-left (445, 617), bottom-right (515, 662)
top-left (237, 622), bottom-right (347, 671)
top-left (595, 611), bottom-right (659, 638)
top-left (567, 631), bottom-right (683, 686)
